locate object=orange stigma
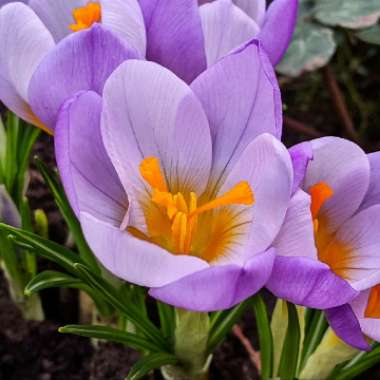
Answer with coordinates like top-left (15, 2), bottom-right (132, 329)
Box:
top-left (69, 2), bottom-right (101, 32)
top-left (365, 285), bottom-right (380, 318)
top-left (309, 182), bottom-right (333, 233)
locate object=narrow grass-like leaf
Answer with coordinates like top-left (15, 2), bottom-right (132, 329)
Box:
top-left (278, 302), bottom-right (301, 380)
top-left (157, 301), bottom-right (175, 340)
top-left (59, 324), bottom-right (162, 353)
top-left (126, 353), bottom-right (179, 380)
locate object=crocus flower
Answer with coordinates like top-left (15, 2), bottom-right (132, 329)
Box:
top-left (0, 0), bottom-right (297, 133)
top-left (49, 41), bottom-right (298, 312)
top-left (267, 137), bottom-right (380, 350)
top-left (0, 185), bottom-right (21, 228)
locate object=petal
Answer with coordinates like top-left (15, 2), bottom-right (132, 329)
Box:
top-left (273, 189), bottom-right (317, 260)
top-left (139, 0), bottom-right (206, 83)
top-left (219, 134), bottom-right (292, 256)
top-left (360, 152), bottom-right (380, 210)
top-left (328, 205), bottom-right (380, 291)
top-left (101, 59), bottom-right (212, 231)
top-left (29, 24), bottom-right (138, 131)
top-left (55, 91), bottom-right (127, 225)
top-left (258, 0), bottom-right (298, 65)
top-left (80, 212), bottom-right (209, 287)
top-left (289, 141), bottom-right (313, 195)
top-left (351, 290), bottom-right (380, 342)
top-left (303, 137), bottom-right (370, 234)
top-left (232, 0), bottom-right (266, 25)
top-left (266, 256), bottom-right (359, 309)
top-left (199, 0), bottom-right (259, 66)
top-left (149, 248), bottom-right (275, 312)
top-left (191, 40), bottom-right (282, 187)
top-left (29, 0), bottom-right (84, 42)
top-left (0, 3), bottom-right (54, 126)
top-left (325, 304), bottom-right (371, 351)
top-left (0, 185), bottom-right (21, 228)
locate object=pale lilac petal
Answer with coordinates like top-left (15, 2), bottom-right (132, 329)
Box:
top-left (218, 134), bottom-right (292, 258)
top-left (360, 152), bottom-right (380, 211)
top-left (232, 0), bottom-right (266, 25)
top-left (80, 212), bottom-right (209, 287)
top-left (325, 304), bottom-right (371, 351)
top-left (273, 189), bottom-right (317, 260)
top-left (199, 0), bottom-right (259, 66)
top-left (139, 0), bottom-right (206, 83)
top-left (303, 137), bottom-right (370, 234)
top-left (29, 0), bottom-right (84, 42)
top-left (55, 91), bottom-right (127, 225)
top-left (149, 248), bottom-right (275, 311)
top-left (351, 290), bottom-right (380, 342)
top-left (0, 2), bottom-right (54, 127)
top-left (29, 24), bottom-right (138, 131)
top-left (329, 205), bottom-right (380, 291)
top-left (101, 0), bottom-right (146, 57)
top-left (258, 0), bottom-right (298, 65)
top-left (289, 141), bottom-right (313, 194)
top-left (0, 185), bottom-right (21, 228)
top-left (101, 59), bottom-right (212, 233)
top-left (191, 40), bottom-right (282, 187)
top-left (266, 256), bottom-right (358, 309)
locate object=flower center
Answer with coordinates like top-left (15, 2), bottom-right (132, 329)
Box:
top-left (365, 284), bottom-right (380, 318)
top-left (139, 157), bottom-right (254, 255)
top-left (309, 181), bottom-right (334, 233)
top-left (69, 2), bottom-right (101, 32)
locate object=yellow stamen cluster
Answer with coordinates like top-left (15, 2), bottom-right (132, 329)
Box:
top-left (69, 2), bottom-right (101, 32)
top-left (139, 157), bottom-right (254, 255)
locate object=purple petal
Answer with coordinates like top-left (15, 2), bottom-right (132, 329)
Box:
top-left (258, 0), bottom-right (298, 65)
top-left (199, 0), bottom-right (259, 66)
top-left (329, 205), bottom-right (380, 291)
top-left (326, 304), bottom-right (371, 351)
top-left (29, 0), bottom-right (84, 42)
top-left (218, 134), bottom-right (292, 257)
top-left (80, 212), bottom-right (209, 287)
top-left (149, 248), bottom-right (275, 312)
top-left (139, 0), bottom-right (206, 83)
top-left (266, 256), bottom-right (358, 309)
top-left (233, 0), bottom-right (266, 25)
top-left (0, 185), bottom-right (21, 228)
top-left (360, 152), bottom-right (380, 211)
top-left (101, 59), bottom-right (212, 233)
top-left (191, 40), bottom-right (282, 186)
top-left (273, 189), bottom-right (317, 260)
top-left (29, 24), bottom-right (138, 131)
top-left (0, 2), bottom-right (54, 128)
top-left (304, 137), bottom-right (370, 234)
top-left (289, 141), bottom-right (313, 194)
top-left (55, 91), bottom-right (127, 225)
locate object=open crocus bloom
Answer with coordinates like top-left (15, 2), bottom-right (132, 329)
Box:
top-left (268, 137), bottom-right (380, 349)
top-left (53, 41), bottom-right (295, 312)
top-left (0, 0), bottom-right (297, 133)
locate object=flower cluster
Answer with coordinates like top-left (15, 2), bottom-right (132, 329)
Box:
top-left (1, 0), bottom-right (380, 375)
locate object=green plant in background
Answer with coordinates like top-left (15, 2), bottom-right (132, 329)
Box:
top-left (278, 0), bottom-right (380, 76)
top-left (0, 112), bottom-right (44, 320)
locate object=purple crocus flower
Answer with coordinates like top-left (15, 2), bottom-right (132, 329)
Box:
top-left (0, 0), bottom-right (297, 133)
top-left (267, 137), bottom-right (380, 350)
top-left (46, 41), bottom-right (298, 312)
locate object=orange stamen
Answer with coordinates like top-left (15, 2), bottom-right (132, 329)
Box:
top-left (309, 182), bottom-right (334, 219)
top-left (140, 157), bottom-right (168, 192)
top-left (69, 2), bottom-right (101, 32)
top-left (365, 285), bottom-right (380, 318)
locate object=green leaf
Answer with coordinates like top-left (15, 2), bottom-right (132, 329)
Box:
top-left (73, 263), bottom-right (169, 351)
top-left (356, 24), bottom-right (380, 45)
top-left (207, 299), bottom-right (250, 353)
top-left (315, 0), bottom-right (380, 29)
top-left (252, 294), bottom-right (273, 379)
top-left (59, 324), bottom-right (162, 353)
top-left (25, 270), bottom-right (83, 295)
top-left (157, 301), bottom-right (175, 339)
top-left (34, 158), bottom-right (99, 272)
top-left (126, 353), bottom-right (179, 380)
top-left (278, 303), bottom-right (301, 380)
top-left (0, 223), bottom-right (84, 275)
